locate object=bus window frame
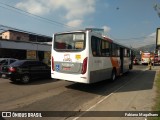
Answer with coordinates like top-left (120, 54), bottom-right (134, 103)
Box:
top-left (91, 36), bottom-right (111, 57)
top-left (111, 43), bottom-right (120, 57)
top-left (91, 36), bottom-right (102, 57)
top-left (53, 32), bottom-right (86, 52)
top-left (101, 39), bottom-right (111, 57)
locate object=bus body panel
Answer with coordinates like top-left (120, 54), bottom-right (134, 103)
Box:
top-left (89, 57), bottom-right (118, 83)
top-left (51, 72), bottom-right (90, 83)
top-left (51, 31), bottom-right (90, 83)
top-left (52, 51), bottom-right (89, 81)
top-left (88, 32), bottom-right (115, 83)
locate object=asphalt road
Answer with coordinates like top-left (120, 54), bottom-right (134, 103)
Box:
top-left (0, 65), bottom-right (159, 120)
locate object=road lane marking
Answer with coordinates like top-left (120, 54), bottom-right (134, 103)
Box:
top-left (72, 69), bottom-right (148, 120)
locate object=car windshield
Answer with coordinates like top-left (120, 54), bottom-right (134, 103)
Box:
top-left (54, 32), bottom-right (85, 51)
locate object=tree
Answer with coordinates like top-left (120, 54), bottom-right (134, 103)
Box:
top-left (154, 3), bottom-right (160, 17)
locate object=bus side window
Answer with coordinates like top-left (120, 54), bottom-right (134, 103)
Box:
top-left (111, 44), bottom-right (115, 56)
top-left (111, 43), bottom-right (119, 57)
top-left (101, 40), bottom-right (110, 56)
top-left (91, 36), bottom-right (101, 56)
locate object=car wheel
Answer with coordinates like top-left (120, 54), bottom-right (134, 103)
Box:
top-left (21, 74), bottom-right (30, 84)
top-left (110, 69), bottom-right (117, 82)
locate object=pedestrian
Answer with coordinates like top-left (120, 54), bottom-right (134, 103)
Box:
top-left (148, 57), bottom-right (152, 70)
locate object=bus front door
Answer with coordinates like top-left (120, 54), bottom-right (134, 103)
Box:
top-left (120, 48), bottom-right (124, 74)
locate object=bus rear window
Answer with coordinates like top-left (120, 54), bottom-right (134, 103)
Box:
top-left (54, 33), bottom-right (85, 51)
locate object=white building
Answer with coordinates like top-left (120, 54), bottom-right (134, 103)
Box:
top-left (0, 30), bottom-right (52, 65)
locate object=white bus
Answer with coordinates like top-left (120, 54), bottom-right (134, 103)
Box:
top-left (141, 51), bottom-right (154, 64)
top-left (51, 30), bottom-right (133, 84)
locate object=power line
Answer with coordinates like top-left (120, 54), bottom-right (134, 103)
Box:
top-left (0, 24), bottom-right (156, 49)
top-left (104, 32), bottom-right (155, 43)
top-left (0, 2), bottom-right (77, 29)
top-left (0, 1), bottom-right (156, 48)
top-left (112, 35), bottom-right (155, 41)
top-left (106, 32), bottom-right (156, 47)
top-left (0, 24), bottom-right (52, 38)
top-left (0, 4), bottom-right (67, 31)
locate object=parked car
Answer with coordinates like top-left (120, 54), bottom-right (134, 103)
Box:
top-left (0, 58), bottom-right (18, 77)
top-left (1, 60), bottom-right (51, 83)
top-left (133, 58), bottom-right (141, 65)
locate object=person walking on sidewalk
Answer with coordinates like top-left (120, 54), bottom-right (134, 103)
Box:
top-left (148, 56), bottom-right (152, 70)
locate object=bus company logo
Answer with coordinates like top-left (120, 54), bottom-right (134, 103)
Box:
top-left (63, 54), bottom-right (72, 62)
top-left (75, 54), bottom-right (81, 60)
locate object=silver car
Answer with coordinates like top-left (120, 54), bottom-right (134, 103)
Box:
top-left (0, 58), bottom-right (18, 77)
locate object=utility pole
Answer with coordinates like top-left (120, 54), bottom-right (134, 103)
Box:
top-left (153, 1), bottom-right (160, 61)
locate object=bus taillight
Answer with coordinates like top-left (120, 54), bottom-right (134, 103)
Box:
top-left (81, 57), bottom-right (88, 74)
top-left (52, 56), bottom-right (54, 71)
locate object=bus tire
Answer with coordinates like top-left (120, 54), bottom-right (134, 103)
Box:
top-left (110, 69), bottom-right (117, 82)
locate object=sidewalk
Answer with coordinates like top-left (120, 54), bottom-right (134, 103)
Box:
top-left (71, 66), bottom-right (160, 120)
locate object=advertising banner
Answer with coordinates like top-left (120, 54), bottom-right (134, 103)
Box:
top-left (156, 28), bottom-right (160, 47)
top-left (27, 50), bottom-right (36, 59)
top-left (44, 51), bottom-right (51, 65)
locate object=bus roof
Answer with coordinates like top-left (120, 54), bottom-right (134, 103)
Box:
top-left (54, 30), bottom-right (132, 50)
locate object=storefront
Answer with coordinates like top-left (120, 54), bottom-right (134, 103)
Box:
top-left (0, 39), bottom-right (51, 65)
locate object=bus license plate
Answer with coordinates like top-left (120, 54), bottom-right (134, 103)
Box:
top-left (63, 67), bottom-right (71, 70)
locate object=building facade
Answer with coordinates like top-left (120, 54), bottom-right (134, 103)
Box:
top-left (1, 30), bottom-right (29, 41)
top-left (1, 30), bottom-right (52, 42)
top-left (0, 29), bottom-right (52, 65)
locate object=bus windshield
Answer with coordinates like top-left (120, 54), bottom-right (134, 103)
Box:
top-left (142, 53), bottom-right (150, 58)
top-left (54, 33), bottom-right (85, 51)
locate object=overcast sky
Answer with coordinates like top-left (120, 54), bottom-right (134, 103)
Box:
top-left (0, 0), bottom-right (160, 48)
